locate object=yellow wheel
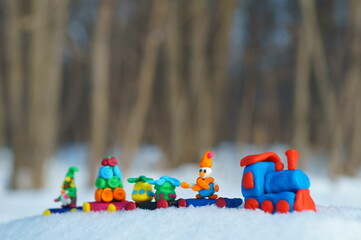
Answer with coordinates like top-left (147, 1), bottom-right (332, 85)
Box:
top-left (83, 202), bottom-right (91, 212)
top-left (70, 208), bottom-right (78, 212)
top-left (43, 210), bottom-right (51, 216)
top-left (107, 204), bottom-right (117, 212)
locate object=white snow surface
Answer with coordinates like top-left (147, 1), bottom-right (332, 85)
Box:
top-left (1, 144), bottom-right (361, 240)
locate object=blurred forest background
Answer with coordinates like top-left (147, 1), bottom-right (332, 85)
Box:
top-left (0, 0), bottom-right (360, 189)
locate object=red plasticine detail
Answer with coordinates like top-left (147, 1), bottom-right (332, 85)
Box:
top-left (101, 159), bottom-right (109, 166)
top-left (178, 199), bottom-right (187, 207)
top-left (216, 198), bottom-right (227, 208)
top-left (294, 189), bottom-right (316, 212)
top-left (261, 200), bottom-right (274, 213)
top-left (207, 151), bottom-right (214, 158)
top-left (240, 152), bottom-right (284, 171)
top-left (242, 172), bottom-right (255, 189)
top-left (157, 199), bottom-right (169, 208)
top-left (276, 200), bottom-right (290, 213)
top-left (244, 198), bottom-right (259, 210)
top-left (125, 202), bottom-right (136, 211)
top-left (286, 149), bottom-right (298, 170)
top-left (107, 157), bottom-right (118, 166)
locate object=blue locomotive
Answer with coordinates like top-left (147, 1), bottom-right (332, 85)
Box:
top-left (240, 149), bottom-right (316, 213)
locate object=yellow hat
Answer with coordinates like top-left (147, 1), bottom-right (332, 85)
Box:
top-left (199, 151), bottom-right (213, 168)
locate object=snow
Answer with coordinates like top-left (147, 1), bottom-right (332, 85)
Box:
top-left (1, 144), bottom-right (361, 240)
top-left (1, 205), bottom-right (361, 240)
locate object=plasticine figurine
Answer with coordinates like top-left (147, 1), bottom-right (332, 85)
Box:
top-left (127, 176), bottom-right (154, 202)
top-left (94, 156), bottom-right (126, 202)
top-left (181, 151), bottom-right (219, 199)
top-left (83, 156), bottom-right (130, 213)
top-left (240, 149), bottom-right (316, 213)
top-left (148, 176), bottom-right (180, 201)
top-left (54, 166), bottom-right (79, 208)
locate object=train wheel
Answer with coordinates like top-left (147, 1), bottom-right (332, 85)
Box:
top-left (43, 210), bottom-right (51, 216)
top-left (178, 199), bottom-right (187, 208)
top-left (157, 199), bottom-right (169, 208)
top-left (276, 200), bottom-right (290, 213)
top-left (108, 204), bottom-right (117, 212)
top-left (261, 200), bottom-right (274, 213)
top-left (125, 202), bottom-right (136, 211)
top-left (244, 198), bottom-right (259, 210)
top-left (83, 202), bottom-right (91, 212)
top-left (216, 198), bottom-right (227, 208)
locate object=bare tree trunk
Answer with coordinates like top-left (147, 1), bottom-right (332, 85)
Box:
top-left (43, 0), bottom-right (70, 156)
top-left (5, 0), bottom-right (30, 189)
top-left (0, 52), bottom-right (4, 147)
top-left (292, 26), bottom-right (311, 168)
top-left (299, 0), bottom-right (339, 176)
top-left (344, 0), bottom-right (361, 176)
top-left (323, 0), bottom-right (361, 177)
top-left (300, 0), bottom-right (336, 124)
top-left (347, 94), bottom-right (361, 175)
top-left (212, 0), bottom-right (237, 142)
top-left (190, 0), bottom-right (213, 152)
top-left (89, 0), bottom-right (116, 185)
top-left (121, 0), bottom-right (168, 171)
top-left (26, 0), bottom-right (69, 188)
top-left (164, 1), bottom-right (191, 167)
top-left (28, 0), bottom-right (49, 188)
top-left (40, 0), bottom-right (70, 182)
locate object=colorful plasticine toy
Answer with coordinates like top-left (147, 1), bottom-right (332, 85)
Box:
top-left (127, 176), bottom-right (154, 202)
top-left (240, 149), bottom-right (316, 213)
top-left (178, 151), bottom-right (243, 208)
top-left (56, 166), bottom-right (79, 208)
top-left (43, 167), bottom-right (82, 215)
top-left (83, 156), bottom-right (129, 212)
top-left (181, 151), bottom-right (219, 199)
top-left (43, 149), bottom-right (316, 215)
top-left (147, 176), bottom-right (180, 208)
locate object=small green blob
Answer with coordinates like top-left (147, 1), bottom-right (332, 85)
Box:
top-left (127, 175), bottom-right (153, 183)
top-left (107, 176), bottom-right (120, 188)
top-left (95, 177), bottom-right (106, 189)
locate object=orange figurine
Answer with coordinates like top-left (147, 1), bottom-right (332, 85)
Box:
top-left (181, 151), bottom-right (219, 199)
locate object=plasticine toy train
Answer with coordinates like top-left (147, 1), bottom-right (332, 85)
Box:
top-left (43, 149), bottom-right (316, 215)
top-left (241, 149), bottom-right (316, 213)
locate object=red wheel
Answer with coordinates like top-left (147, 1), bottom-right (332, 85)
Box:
top-left (261, 200), bottom-right (274, 214)
top-left (157, 199), bottom-right (169, 208)
top-left (125, 202), bottom-right (136, 211)
top-left (178, 199), bottom-right (187, 207)
top-left (216, 198), bottom-right (227, 208)
top-left (276, 200), bottom-right (290, 213)
top-left (244, 198), bottom-right (259, 210)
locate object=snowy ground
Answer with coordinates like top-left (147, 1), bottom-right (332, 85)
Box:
top-left (0, 144), bottom-right (361, 239)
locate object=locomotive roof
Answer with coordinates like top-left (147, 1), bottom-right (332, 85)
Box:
top-left (240, 152), bottom-right (284, 171)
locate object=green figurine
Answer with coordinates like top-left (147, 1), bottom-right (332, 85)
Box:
top-left (147, 176), bottom-right (180, 201)
top-left (54, 167), bottom-right (79, 208)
